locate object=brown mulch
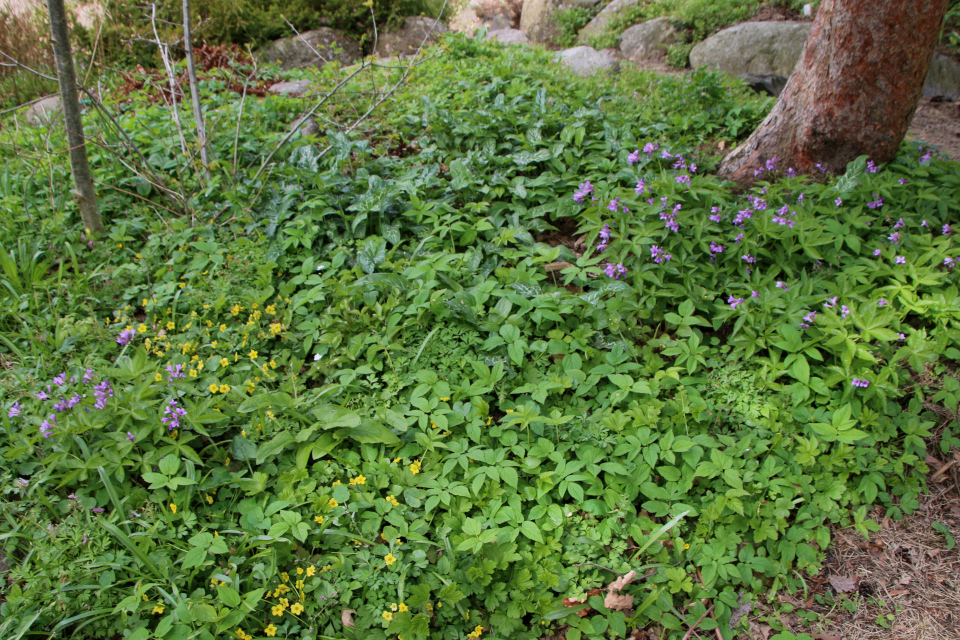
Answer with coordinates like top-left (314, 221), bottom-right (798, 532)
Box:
top-left (742, 456), bottom-right (960, 640)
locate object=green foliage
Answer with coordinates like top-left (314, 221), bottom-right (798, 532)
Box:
top-left (1, 31), bottom-right (959, 640)
top-left (554, 5), bottom-right (604, 48)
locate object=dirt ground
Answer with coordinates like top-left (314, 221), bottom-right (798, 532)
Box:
top-left (740, 453), bottom-right (960, 640)
top-left (908, 97), bottom-right (960, 160)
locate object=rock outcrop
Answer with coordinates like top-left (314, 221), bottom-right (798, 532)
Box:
top-left (689, 21), bottom-right (811, 78)
top-left (258, 28), bottom-right (361, 70)
top-left (618, 17), bottom-right (678, 62)
top-left (375, 16), bottom-right (448, 58)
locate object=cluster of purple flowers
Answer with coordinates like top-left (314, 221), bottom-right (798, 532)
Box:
top-left (709, 206), bottom-right (722, 223)
top-left (676, 174), bottom-right (691, 187)
top-left (866, 160), bottom-right (878, 173)
top-left (776, 281), bottom-right (789, 292)
top-left (161, 398), bottom-right (187, 431)
top-left (753, 156), bottom-right (778, 177)
top-left (893, 218), bottom-right (905, 230)
top-left (944, 224), bottom-right (953, 236)
top-left (945, 257), bottom-right (956, 268)
top-left (800, 311), bottom-right (817, 330)
top-left (741, 254), bottom-right (756, 264)
top-left (117, 328), bottom-right (136, 346)
top-left (895, 256), bottom-right (906, 265)
top-left (727, 295), bottom-right (745, 310)
top-left (824, 296), bottom-right (839, 309)
top-left (40, 414), bottom-right (57, 439)
top-left (166, 364), bottom-right (186, 380)
top-left (919, 145), bottom-right (932, 163)
top-left (851, 378), bottom-right (871, 388)
top-left (840, 305), bottom-right (850, 319)
top-left (888, 231), bottom-right (900, 245)
top-left (733, 209), bottom-right (753, 227)
top-left (628, 150), bottom-right (641, 164)
top-left (650, 245), bottom-right (672, 264)
top-left (643, 141), bottom-right (659, 156)
top-left (603, 262), bottom-right (627, 279)
top-left (597, 224), bottom-right (612, 252)
top-left (94, 380), bottom-right (113, 410)
top-left (660, 203), bottom-right (681, 233)
top-left (709, 241), bottom-right (725, 254)
top-left (573, 181), bottom-right (594, 204)
top-left (635, 179), bottom-right (645, 195)
top-left (772, 204), bottom-right (796, 228)
top-left (867, 194), bottom-right (884, 209)
top-left (8, 401), bottom-right (21, 418)
top-left (734, 233), bottom-right (744, 243)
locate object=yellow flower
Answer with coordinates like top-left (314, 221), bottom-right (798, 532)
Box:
top-left (241, 429), bottom-right (246, 438)
top-left (332, 480), bottom-right (342, 486)
top-left (209, 383), bottom-right (219, 393)
top-left (211, 578), bottom-right (219, 586)
top-left (280, 575), bottom-right (289, 586)
top-left (384, 553), bottom-right (397, 566)
top-left (189, 369), bottom-right (197, 377)
top-left (178, 283), bottom-right (185, 289)
top-left (295, 579), bottom-right (304, 590)
top-left (269, 359), bottom-right (277, 369)
top-left (431, 421), bottom-right (438, 429)
top-left (206, 495), bottom-right (213, 504)
top-left (220, 358), bottom-right (229, 367)
top-left (505, 409), bottom-right (514, 414)
top-left (349, 475), bottom-right (366, 485)
top-left (290, 602), bottom-right (304, 615)
top-left (249, 350), bottom-right (258, 359)
top-left (386, 495), bottom-right (400, 506)
top-left (410, 460), bottom-right (422, 474)
top-left (264, 624), bottom-right (278, 636)
top-left (219, 384), bottom-right (230, 394)
top-left (169, 503), bottom-right (177, 514)
top-left (393, 457), bottom-right (401, 463)
top-left (307, 565), bottom-right (316, 576)
top-left (152, 602), bottom-right (165, 615)
top-left (684, 543), bottom-right (691, 550)
top-left (398, 603), bottom-right (409, 612)
top-left (296, 567), bottom-right (304, 575)
top-left (231, 304), bottom-right (242, 316)
top-left (328, 499), bottom-right (338, 508)
top-left (154, 373), bottom-right (163, 382)
top-left (137, 324), bottom-right (147, 333)
top-left (270, 322), bottom-right (283, 336)
top-left (266, 304), bottom-right (276, 315)
top-left (266, 410), bottom-right (275, 420)
top-left (220, 324), bottom-right (227, 332)
top-left (382, 611), bottom-right (394, 621)
top-left (390, 603), bottom-right (398, 612)
top-left (166, 321), bottom-right (175, 331)
top-left (440, 397), bottom-right (450, 402)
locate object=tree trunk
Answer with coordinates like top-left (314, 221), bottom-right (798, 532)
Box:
top-left (718, 0), bottom-right (950, 184)
top-left (46, 0), bottom-right (103, 234)
top-left (182, 0), bottom-right (212, 181)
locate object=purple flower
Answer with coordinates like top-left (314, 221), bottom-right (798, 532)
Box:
top-left (603, 262), bottom-right (628, 279)
top-left (727, 295), bottom-right (745, 310)
top-left (166, 364), bottom-right (185, 380)
top-left (690, 164), bottom-right (697, 174)
top-left (841, 305), bottom-right (850, 319)
top-left (895, 256), bottom-right (906, 264)
top-left (661, 150), bottom-right (673, 160)
top-left (824, 297), bottom-right (838, 309)
top-left (922, 220), bottom-right (928, 227)
top-left (944, 224), bottom-right (953, 236)
top-left (751, 291), bottom-right (760, 298)
top-left (898, 333), bottom-right (906, 341)
top-left (920, 149), bottom-right (932, 163)
top-left (606, 198), bottom-right (620, 213)
top-left (851, 378), bottom-right (870, 388)
top-left (573, 181), bottom-right (593, 203)
top-left (710, 241), bottom-right (725, 254)
top-left (117, 328), bottom-right (135, 346)
top-left (161, 398), bottom-right (188, 431)
top-left (93, 380), bottom-right (113, 410)
top-left (765, 156), bottom-right (778, 173)
top-left (66, 395), bottom-right (81, 410)
top-left (628, 150), bottom-right (640, 164)
top-left (53, 372), bottom-right (67, 386)
top-left (878, 299), bottom-right (887, 307)
top-left (91, 507), bottom-right (104, 514)
top-left (899, 178), bottom-right (909, 185)
top-left (635, 179), bottom-right (645, 195)
top-left (835, 198), bottom-right (842, 207)
top-left (126, 431), bottom-right (135, 441)
top-left (866, 160), bottom-right (878, 173)
top-left (733, 209), bottom-right (753, 226)
top-left (676, 174), bottom-right (691, 187)
top-left (786, 167), bottom-right (796, 178)
top-left (741, 254), bottom-right (755, 264)
top-left (39, 414), bottom-right (56, 439)
top-left (867, 194), bottom-right (884, 209)
top-left (945, 257), bottom-right (955, 268)
top-left (7, 401), bottom-right (21, 418)
top-left (888, 231), bottom-right (900, 245)
top-left (734, 233), bottom-right (744, 243)
top-left (748, 196), bottom-right (767, 211)
top-left (53, 398), bottom-right (69, 412)
top-left (650, 246), bottom-right (671, 264)
top-left (893, 218), bottom-right (905, 230)
top-left (803, 311), bottom-right (817, 324)
top-left (815, 163), bottom-right (826, 173)
top-left (83, 368), bottom-right (95, 383)
top-left (776, 281), bottom-right (789, 292)
top-left (643, 141), bottom-right (658, 155)
top-left (873, 249), bottom-right (882, 257)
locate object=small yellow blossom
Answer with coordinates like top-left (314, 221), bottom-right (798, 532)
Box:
top-left (431, 421), bottom-right (438, 429)
top-left (219, 384), bottom-right (230, 394)
top-left (211, 578), bottom-right (219, 586)
top-left (220, 324), bottom-right (227, 331)
top-left (241, 429), bottom-right (246, 437)
top-left (382, 611), bottom-right (394, 621)
top-left (290, 602), bottom-right (304, 615)
top-left (398, 603), bottom-right (409, 612)
top-left (410, 460), bottom-right (422, 474)
top-left (264, 624), bottom-right (278, 636)
top-left (296, 567), bottom-right (304, 575)
top-left (505, 409), bottom-right (514, 414)
top-left (154, 373), bottom-right (163, 382)
top-left (220, 358), bottom-right (229, 367)
top-left (349, 475), bottom-right (366, 486)
top-left (295, 579), bottom-right (304, 590)
top-left (249, 350), bottom-right (258, 359)
top-left (209, 383), bottom-right (219, 393)
top-left (307, 565), bottom-right (316, 576)
top-left (137, 324), bottom-right (147, 333)
top-left (166, 321), bottom-right (175, 331)
top-left (206, 495), bottom-right (213, 504)
top-left (393, 457), bottom-right (401, 463)
top-left (280, 575), bottom-right (289, 585)
top-left (152, 602), bottom-right (165, 615)
top-left (169, 504), bottom-right (177, 514)
top-left (179, 283), bottom-right (185, 289)
top-left (328, 499), bottom-right (339, 508)
top-left (189, 369), bottom-right (197, 377)
top-left (386, 495), bottom-right (400, 506)
top-left (684, 543), bottom-right (691, 550)
top-left (269, 359), bottom-right (277, 369)
top-left (384, 553), bottom-right (397, 566)
top-left (440, 397), bottom-right (450, 402)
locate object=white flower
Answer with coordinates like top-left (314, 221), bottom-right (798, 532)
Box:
top-left (316, 265), bottom-right (325, 272)
top-left (313, 354), bottom-right (322, 361)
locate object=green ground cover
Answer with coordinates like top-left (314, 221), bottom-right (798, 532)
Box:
top-left (1, 34), bottom-right (959, 640)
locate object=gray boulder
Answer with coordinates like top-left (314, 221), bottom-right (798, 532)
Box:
top-left (690, 21), bottom-right (811, 78)
top-left (739, 73), bottom-right (788, 97)
top-left (521, 0), bottom-right (600, 44)
top-left (375, 16), bottom-right (448, 58)
top-left (291, 115), bottom-right (320, 137)
top-left (487, 14), bottom-right (514, 30)
top-left (258, 28), bottom-right (360, 71)
top-left (557, 46), bottom-right (618, 76)
top-left (24, 95), bottom-right (62, 126)
top-left (618, 17), bottom-right (678, 61)
top-left (578, 0), bottom-right (643, 43)
top-left (268, 81), bottom-right (313, 97)
top-left (923, 53), bottom-right (960, 101)
top-left (486, 28), bottom-right (531, 45)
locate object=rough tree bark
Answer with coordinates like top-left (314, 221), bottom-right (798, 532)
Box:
top-left (718, 0), bottom-right (950, 184)
top-left (46, 0), bottom-right (104, 234)
top-left (182, 0), bottom-right (212, 181)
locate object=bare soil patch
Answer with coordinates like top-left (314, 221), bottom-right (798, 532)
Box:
top-left (908, 96), bottom-right (960, 160)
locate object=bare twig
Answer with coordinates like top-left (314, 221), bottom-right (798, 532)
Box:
top-left (681, 605), bottom-right (715, 640)
top-left (182, 0), bottom-right (211, 183)
top-left (149, 2), bottom-right (187, 154)
top-left (0, 51), bottom-right (57, 81)
top-left (232, 55), bottom-right (258, 180)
